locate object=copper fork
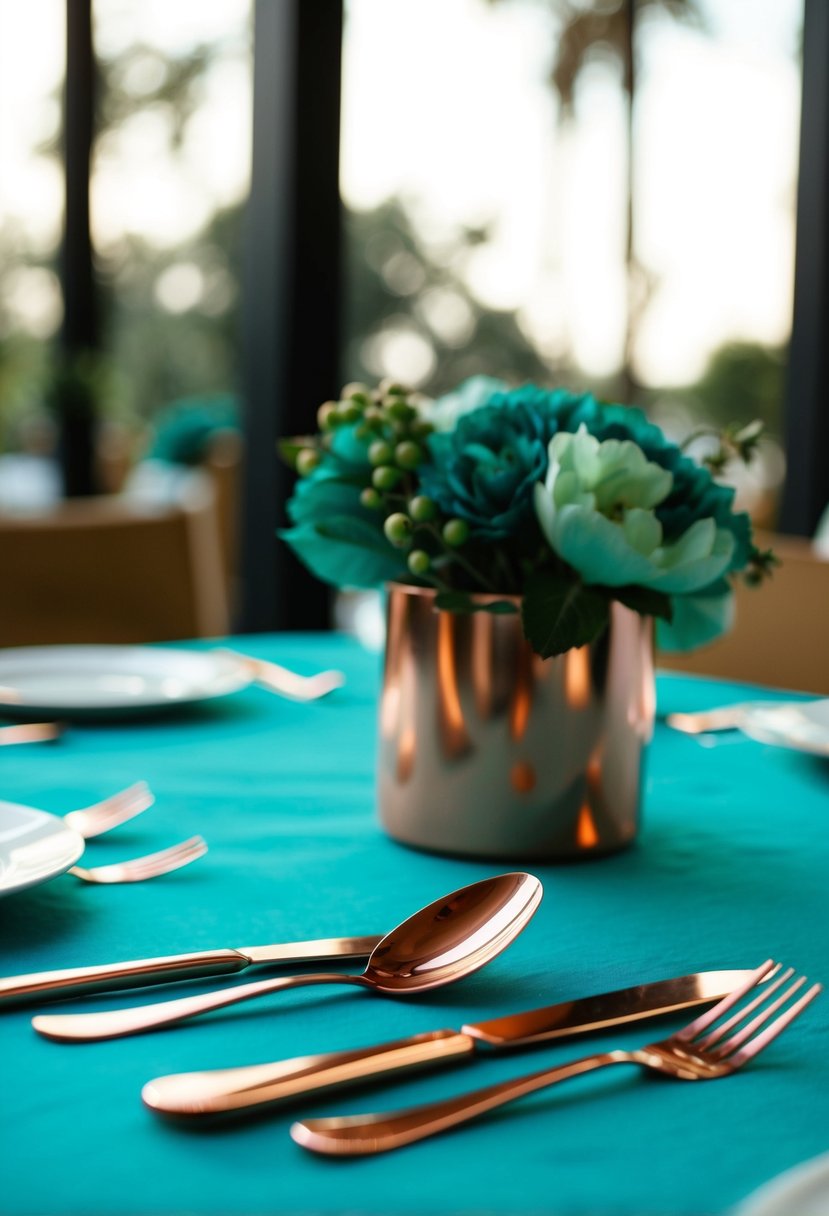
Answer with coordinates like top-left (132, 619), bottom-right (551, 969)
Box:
top-left (216, 649), bottom-right (345, 702)
top-left (292, 960), bottom-right (821, 1156)
top-left (62, 782), bottom-right (155, 840)
top-left (68, 836), bottom-right (207, 884)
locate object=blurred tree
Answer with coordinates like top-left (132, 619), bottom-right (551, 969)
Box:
top-left (489, 0), bottom-right (703, 400)
top-left (674, 341), bottom-right (787, 436)
top-left (342, 199), bottom-right (555, 394)
top-left (0, 0), bottom-right (789, 474)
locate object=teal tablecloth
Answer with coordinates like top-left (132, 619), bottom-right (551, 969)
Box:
top-left (1, 635), bottom-right (827, 1216)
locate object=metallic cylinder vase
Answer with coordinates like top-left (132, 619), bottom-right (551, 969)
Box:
top-left (377, 583), bottom-right (655, 861)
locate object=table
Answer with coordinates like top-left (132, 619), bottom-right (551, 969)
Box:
top-left (1, 634), bottom-right (827, 1216)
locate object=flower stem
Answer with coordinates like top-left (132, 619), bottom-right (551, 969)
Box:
top-left (679, 426), bottom-right (716, 451)
top-left (422, 522), bottom-right (495, 592)
top-left (493, 546), bottom-right (519, 594)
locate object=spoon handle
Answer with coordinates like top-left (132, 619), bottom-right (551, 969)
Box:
top-left (32, 972), bottom-right (361, 1042)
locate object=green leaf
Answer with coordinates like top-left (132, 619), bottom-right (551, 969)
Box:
top-left (520, 569), bottom-right (610, 658)
top-left (280, 515), bottom-right (405, 589)
top-left (607, 584), bottom-right (673, 622)
top-left (434, 591), bottom-right (519, 616)
top-left (287, 473), bottom-right (370, 526)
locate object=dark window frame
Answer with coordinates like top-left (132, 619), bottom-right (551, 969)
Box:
top-left (780, 0), bottom-right (829, 535)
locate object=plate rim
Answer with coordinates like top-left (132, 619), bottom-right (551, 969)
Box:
top-left (0, 800), bottom-right (85, 896)
top-left (740, 699), bottom-right (829, 757)
top-left (0, 643), bottom-right (252, 714)
top-left (736, 1151), bottom-right (829, 1216)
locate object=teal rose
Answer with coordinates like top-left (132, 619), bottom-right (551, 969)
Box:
top-left (420, 398), bottom-right (554, 541)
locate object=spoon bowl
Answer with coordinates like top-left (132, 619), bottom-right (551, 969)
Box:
top-left (33, 873), bottom-right (542, 1042)
top-left (365, 872), bottom-right (542, 993)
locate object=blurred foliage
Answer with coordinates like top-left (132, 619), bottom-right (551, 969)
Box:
top-left (664, 342), bottom-right (787, 438)
top-left (97, 206), bottom-right (243, 420)
top-left (342, 199), bottom-right (555, 394)
top-left (0, 0), bottom-right (788, 478)
top-left (98, 42), bottom-right (214, 148)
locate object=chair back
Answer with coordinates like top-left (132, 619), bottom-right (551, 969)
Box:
top-left (659, 533), bottom-right (829, 694)
top-left (0, 476), bottom-right (229, 645)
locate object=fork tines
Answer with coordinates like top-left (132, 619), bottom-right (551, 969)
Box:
top-left (677, 960), bottom-right (821, 1065)
top-left (64, 780), bottom-right (155, 839)
top-left (118, 836), bottom-right (208, 878)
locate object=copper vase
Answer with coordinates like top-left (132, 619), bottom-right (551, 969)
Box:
top-left (377, 583), bottom-right (654, 861)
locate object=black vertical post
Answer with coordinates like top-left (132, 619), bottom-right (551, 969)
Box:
top-left (621, 0), bottom-right (636, 405)
top-left (780, 0), bottom-right (829, 536)
top-left (240, 0), bottom-right (343, 631)
top-left (58, 0), bottom-right (98, 497)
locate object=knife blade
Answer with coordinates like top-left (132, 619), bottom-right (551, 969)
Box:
top-left (141, 968), bottom-right (758, 1117)
top-left (0, 936), bottom-right (384, 1007)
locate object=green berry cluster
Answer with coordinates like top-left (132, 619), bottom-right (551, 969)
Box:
top-left (293, 379), bottom-right (473, 582)
top-left (294, 379), bottom-right (430, 485)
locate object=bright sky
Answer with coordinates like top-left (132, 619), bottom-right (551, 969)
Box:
top-left (0, 0), bottom-right (803, 387)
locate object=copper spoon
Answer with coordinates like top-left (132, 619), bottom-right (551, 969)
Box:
top-left (33, 872), bottom-right (542, 1042)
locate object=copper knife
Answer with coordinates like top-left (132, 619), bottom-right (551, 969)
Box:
top-left (0, 722), bottom-right (62, 745)
top-left (0, 936), bottom-right (384, 1006)
top-left (141, 968), bottom-right (759, 1117)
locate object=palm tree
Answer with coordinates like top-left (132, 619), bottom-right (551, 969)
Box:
top-left (491, 0), bottom-right (703, 400)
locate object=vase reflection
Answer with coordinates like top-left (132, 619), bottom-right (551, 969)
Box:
top-left (378, 582), bottom-right (654, 861)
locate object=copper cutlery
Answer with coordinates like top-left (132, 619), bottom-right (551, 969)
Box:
top-left (215, 649), bottom-right (345, 702)
top-left (140, 967), bottom-right (773, 1118)
top-left (666, 704), bottom-right (769, 734)
top-left (0, 935), bottom-right (386, 1006)
top-left (665, 700), bottom-right (824, 737)
top-left (290, 961), bottom-right (822, 1156)
top-left (0, 722), bottom-right (63, 745)
top-left (61, 781), bottom-right (155, 839)
top-left (67, 836), bottom-right (207, 884)
top-left (32, 873), bottom-right (542, 1041)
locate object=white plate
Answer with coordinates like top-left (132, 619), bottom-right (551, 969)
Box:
top-left (736, 1151), bottom-right (829, 1216)
top-left (0, 645), bottom-right (252, 718)
top-left (740, 699), bottom-right (829, 757)
top-left (0, 801), bottom-right (85, 896)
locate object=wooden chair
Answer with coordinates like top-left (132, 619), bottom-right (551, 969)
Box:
top-left (658, 533), bottom-right (829, 694)
top-left (202, 428), bottom-right (242, 609)
top-left (120, 428), bottom-right (243, 617)
top-left (0, 474), bottom-right (229, 646)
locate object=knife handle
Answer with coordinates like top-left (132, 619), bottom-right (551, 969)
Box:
top-left (142, 1030), bottom-right (477, 1117)
top-left (0, 950), bottom-right (250, 1006)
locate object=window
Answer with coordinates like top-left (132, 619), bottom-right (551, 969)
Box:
top-left (0, 2), bottom-right (65, 456)
top-left (340, 0), bottom-right (803, 525)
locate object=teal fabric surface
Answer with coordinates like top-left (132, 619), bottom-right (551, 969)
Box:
top-left (0, 634), bottom-right (827, 1216)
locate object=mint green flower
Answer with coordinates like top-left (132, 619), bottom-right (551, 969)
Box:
top-left (534, 427), bottom-right (735, 595)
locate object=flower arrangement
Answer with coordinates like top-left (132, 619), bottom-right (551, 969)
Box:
top-left (280, 376), bottom-right (774, 657)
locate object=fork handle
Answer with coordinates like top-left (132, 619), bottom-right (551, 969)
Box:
top-left (0, 950), bottom-right (250, 1006)
top-left (292, 1049), bottom-right (636, 1156)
